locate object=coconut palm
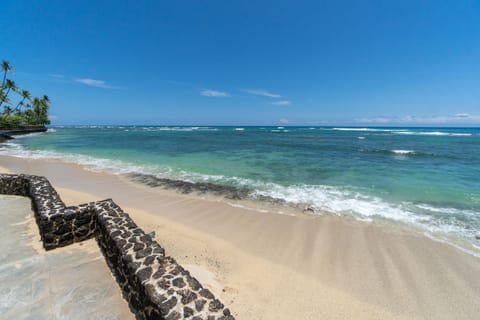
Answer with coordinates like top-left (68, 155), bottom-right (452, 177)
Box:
top-left (13, 89), bottom-right (32, 112)
top-left (0, 79), bottom-right (18, 108)
top-left (30, 96), bottom-right (50, 125)
top-left (2, 106), bottom-right (12, 117)
top-left (39, 95), bottom-right (51, 125)
top-left (0, 59), bottom-right (51, 127)
top-left (1, 60), bottom-right (12, 88)
top-left (41, 95), bottom-right (50, 105)
top-left (0, 90), bottom-right (8, 105)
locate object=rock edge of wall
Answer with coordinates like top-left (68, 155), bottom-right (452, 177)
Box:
top-left (0, 173), bottom-right (234, 320)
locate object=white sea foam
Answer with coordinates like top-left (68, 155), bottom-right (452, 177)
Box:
top-left (358, 136), bottom-right (365, 140)
top-left (332, 127), bottom-right (400, 132)
top-left (10, 132), bottom-right (45, 139)
top-left (234, 128), bottom-right (245, 131)
top-left (416, 204), bottom-right (478, 217)
top-left (395, 131), bottom-right (472, 137)
top-left (0, 143), bottom-right (165, 177)
top-left (330, 128), bottom-right (474, 137)
top-left (253, 184), bottom-right (425, 224)
top-left (138, 126), bottom-right (218, 132)
top-left (69, 126), bottom-right (219, 132)
top-left (392, 150), bottom-right (415, 155)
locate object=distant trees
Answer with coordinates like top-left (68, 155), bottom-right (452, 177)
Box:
top-left (0, 60), bottom-right (50, 127)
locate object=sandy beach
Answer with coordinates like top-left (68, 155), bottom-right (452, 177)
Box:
top-left (1, 154), bottom-right (479, 320)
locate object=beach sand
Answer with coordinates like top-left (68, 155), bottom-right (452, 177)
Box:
top-left (1, 155), bottom-right (479, 319)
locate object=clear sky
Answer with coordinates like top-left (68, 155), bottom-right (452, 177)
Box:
top-left (1, 0), bottom-right (479, 126)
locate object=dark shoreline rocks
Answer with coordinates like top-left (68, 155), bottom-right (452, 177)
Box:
top-left (0, 173), bottom-right (234, 320)
top-left (0, 125), bottom-right (47, 142)
top-left (0, 134), bottom-right (13, 143)
top-left (128, 173), bottom-right (252, 200)
top-left (128, 173), bottom-right (308, 216)
top-left (0, 125), bottom-right (47, 136)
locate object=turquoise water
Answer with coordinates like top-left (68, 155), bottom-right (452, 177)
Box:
top-left (1, 126), bottom-right (479, 252)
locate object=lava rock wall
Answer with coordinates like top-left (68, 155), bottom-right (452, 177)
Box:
top-left (0, 173), bottom-right (234, 320)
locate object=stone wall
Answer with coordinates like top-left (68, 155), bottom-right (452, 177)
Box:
top-left (0, 173), bottom-right (234, 320)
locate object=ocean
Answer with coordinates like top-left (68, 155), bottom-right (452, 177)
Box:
top-left (1, 126), bottom-right (479, 255)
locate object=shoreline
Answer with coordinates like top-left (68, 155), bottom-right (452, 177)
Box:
top-left (1, 129), bottom-right (479, 255)
top-left (1, 155), bottom-right (480, 319)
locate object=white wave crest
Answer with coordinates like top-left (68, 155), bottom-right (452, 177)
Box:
top-left (332, 128), bottom-right (401, 132)
top-left (395, 131), bottom-right (472, 137)
top-left (330, 128), bottom-right (474, 137)
top-left (253, 184), bottom-right (424, 224)
top-left (392, 150), bottom-right (415, 155)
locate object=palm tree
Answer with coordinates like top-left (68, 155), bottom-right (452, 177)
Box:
top-left (1, 60), bottom-right (12, 88)
top-left (0, 79), bottom-right (18, 108)
top-left (39, 95), bottom-right (51, 125)
top-left (0, 91), bottom-right (8, 106)
top-left (41, 94), bottom-right (50, 105)
top-left (2, 106), bottom-right (12, 117)
top-left (0, 59), bottom-right (51, 127)
top-left (30, 96), bottom-right (50, 125)
top-left (13, 89), bottom-right (31, 112)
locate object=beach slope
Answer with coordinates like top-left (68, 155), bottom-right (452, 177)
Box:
top-left (1, 155), bottom-right (479, 320)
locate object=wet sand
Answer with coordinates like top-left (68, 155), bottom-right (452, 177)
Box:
top-left (1, 155), bottom-right (480, 319)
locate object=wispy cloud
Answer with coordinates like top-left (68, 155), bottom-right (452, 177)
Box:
top-left (355, 113), bottom-right (480, 124)
top-left (241, 89), bottom-right (282, 98)
top-left (272, 100), bottom-right (291, 106)
top-left (48, 74), bottom-right (64, 78)
top-left (279, 118), bottom-right (289, 124)
top-left (75, 78), bottom-right (110, 88)
top-left (200, 89), bottom-right (229, 97)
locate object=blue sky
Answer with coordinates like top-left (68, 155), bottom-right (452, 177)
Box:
top-left (1, 0), bottom-right (479, 126)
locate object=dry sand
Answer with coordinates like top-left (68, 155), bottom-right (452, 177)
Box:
top-left (1, 155), bottom-right (479, 319)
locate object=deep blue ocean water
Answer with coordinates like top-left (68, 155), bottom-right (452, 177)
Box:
top-left (1, 126), bottom-right (479, 253)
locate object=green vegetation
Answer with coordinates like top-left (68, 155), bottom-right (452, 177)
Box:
top-left (0, 60), bottom-right (50, 128)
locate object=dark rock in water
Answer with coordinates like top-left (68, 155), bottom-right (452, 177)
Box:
top-left (0, 125), bottom-right (47, 137)
top-left (0, 134), bottom-right (14, 142)
top-left (127, 173), bottom-right (251, 200)
top-left (475, 235), bottom-right (480, 240)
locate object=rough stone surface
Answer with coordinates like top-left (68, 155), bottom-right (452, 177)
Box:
top-left (0, 173), bottom-right (234, 320)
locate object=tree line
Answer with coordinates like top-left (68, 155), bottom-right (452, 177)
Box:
top-left (0, 60), bottom-right (50, 128)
